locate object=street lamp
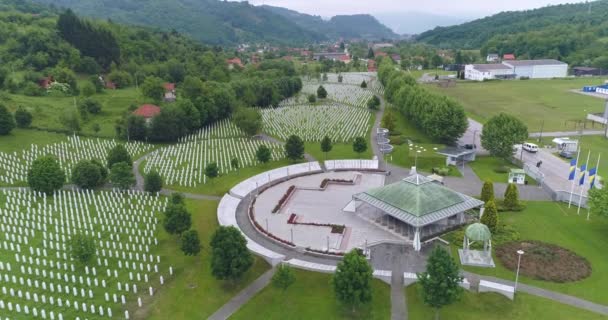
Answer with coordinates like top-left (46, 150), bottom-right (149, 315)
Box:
top-left (514, 250), bottom-right (525, 294)
top-left (415, 150), bottom-right (421, 168)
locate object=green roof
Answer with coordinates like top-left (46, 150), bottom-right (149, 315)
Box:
top-left (465, 223), bottom-right (491, 241)
top-left (363, 174), bottom-right (465, 217)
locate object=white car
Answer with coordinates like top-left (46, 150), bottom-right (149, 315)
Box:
top-left (522, 142), bottom-right (539, 153)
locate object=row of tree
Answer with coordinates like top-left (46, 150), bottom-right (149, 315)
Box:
top-left (377, 58), bottom-right (468, 144)
top-left (0, 104), bottom-right (33, 135)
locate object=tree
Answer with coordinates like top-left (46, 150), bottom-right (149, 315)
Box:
top-left (182, 76), bottom-right (204, 100)
top-left (352, 137), bottom-right (367, 158)
top-left (231, 157), bottom-right (240, 173)
top-left (92, 123), bottom-right (101, 136)
top-left (381, 111), bottom-right (396, 132)
top-left (481, 200), bottom-right (499, 233)
top-left (417, 246), bottom-right (463, 320)
top-left (69, 233), bottom-right (96, 265)
top-left (481, 113), bottom-right (528, 159)
top-left (110, 162), bottom-right (135, 190)
top-left (503, 183), bottom-right (520, 210)
top-left (210, 226), bottom-right (254, 281)
top-left (317, 85), bottom-right (328, 99)
top-left (480, 180), bottom-right (494, 202)
top-left (321, 135), bottom-right (333, 159)
top-left (80, 82), bottom-right (96, 97)
top-left (170, 193), bottom-right (185, 206)
top-left (141, 76), bottom-right (165, 103)
top-left (59, 110), bottom-right (80, 134)
top-left (256, 145), bottom-right (271, 164)
top-left (333, 249), bottom-right (373, 312)
top-left (78, 98), bottom-right (102, 115)
top-left (367, 95), bottom-right (381, 110)
top-left (71, 160), bottom-right (105, 189)
top-left (338, 74), bottom-right (343, 83)
top-left (181, 230), bottom-right (201, 256)
top-left (322, 73), bottom-right (328, 81)
top-left (106, 144), bottom-right (132, 168)
top-left (272, 264), bottom-right (295, 292)
top-left (233, 107), bottom-right (261, 136)
top-left (284, 135), bottom-right (304, 162)
top-left (205, 162), bottom-right (219, 182)
top-left (144, 170), bottom-right (163, 193)
top-left (367, 48), bottom-right (375, 59)
top-left (360, 80), bottom-right (367, 88)
top-left (27, 156), bottom-right (65, 195)
top-left (308, 94), bottom-right (316, 103)
top-left (163, 202), bottom-right (192, 235)
top-left (588, 187), bottom-right (608, 217)
top-left (14, 107), bottom-right (33, 128)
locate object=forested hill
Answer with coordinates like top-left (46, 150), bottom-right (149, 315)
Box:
top-left (262, 6), bottom-right (398, 40)
top-left (29, 0), bottom-right (397, 45)
top-left (29, 0), bottom-right (324, 45)
top-left (416, 0), bottom-right (608, 67)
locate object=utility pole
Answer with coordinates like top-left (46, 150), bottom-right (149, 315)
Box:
top-left (537, 120), bottom-right (544, 143)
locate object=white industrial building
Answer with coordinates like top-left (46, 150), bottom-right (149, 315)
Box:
top-left (502, 59), bottom-right (568, 79)
top-left (464, 59), bottom-right (568, 81)
top-left (465, 64), bottom-right (515, 81)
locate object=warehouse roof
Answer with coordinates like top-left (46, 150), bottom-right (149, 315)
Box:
top-left (503, 59), bottom-right (567, 66)
top-left (471, 64), bottom-right (512, 71)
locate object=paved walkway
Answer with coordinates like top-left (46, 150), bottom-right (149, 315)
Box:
top-left (464, 272), bottom-right (608, 316)
top-left (207, 268), bottom-right (277, 320)
top-left (529, 130), bottom-right (605, 138)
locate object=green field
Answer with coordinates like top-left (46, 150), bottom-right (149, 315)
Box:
top-left (407, 284), bottom-right (606, 320)
top-left (142, 199), bottom-right (270, 320)
top-left (0, 128), bottom-right (68, 153)
top-left (406, 69), bottom-right (457, 80)
top-left (4, 85), bottom-right (145, 138)
top-left (428, 78), bottom-right (608, 132)
top-left (470, 156), bottom-right (537, 186)
top-left (452, 201), bottom-right (608, 304)
top-left (231, 269), bottom-right (391, 320)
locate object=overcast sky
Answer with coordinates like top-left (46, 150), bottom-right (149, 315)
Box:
top-left (244, 0), bottom-right (589, 18)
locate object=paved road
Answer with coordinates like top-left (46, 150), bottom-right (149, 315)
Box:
top-left (459, 118), bottom-right (489, 155)
top-left (529, 130), bottom-right (605, 138)
top-left (207, 268), bottom-right (277, 320)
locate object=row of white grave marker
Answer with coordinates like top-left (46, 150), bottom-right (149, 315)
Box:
top-left (301, 83), bottom-right (374, 108)
top-left (0, 188), bottom-right (173, 319)
top-left (260, 103), bottom-right (372, 142)
top-left (0, 135), bottom-right (154, 185)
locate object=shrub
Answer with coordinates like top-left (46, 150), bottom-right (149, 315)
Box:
top-left (481, 200), bottom-right (499, 233)
top-left (307, 94), bottom-right (316, 103)
top-left (69, 233), bottom-right (96, 265)
top-left (27, 156), bottom-right (65, 195)
top-left (14, 106), bottom-right (33, 128)
top-left (503, 183), bottom-right (520, 210)
top-left (0, 104), bottom-right (16, 135)
top-left (494, 165), bottom-right (510, 174)
top-left (481, 180), bottom-right (494, 202)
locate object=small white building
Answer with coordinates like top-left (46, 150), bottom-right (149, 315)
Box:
top-left (486, 53), bottom-right (500, 62)
top-left (502, 59), bottom-right (568, 79)
top-left (552, 137), bottom-right (579, 152)
top-left (464, 64), bottom-right (514, 81)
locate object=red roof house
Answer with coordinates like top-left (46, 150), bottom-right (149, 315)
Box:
top-left (503, 54), bottom-right (516, 60)
top-left (133, 104), bottom-right (161, 119)
top-left (163, 83), bottom-right (175, 92)
top-left (374, 51), bottom-right (388, 58)
top-left (226, 57), bottom-right (244, 69)
top-left (367, 60), bottom-right (377, 72)
top-left (338, 55), bottom-right (351, 63)
top-left (38, 76), bottom-right (54, 89)
top-left (105, 81), bottom-right (116, 90)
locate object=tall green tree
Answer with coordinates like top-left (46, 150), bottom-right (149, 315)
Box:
top-left (163, 202), bottom-right (192, 235)
top-left (69, 233), bottom-right (96, 265)
top-left (284, 135), bottom-right (304, 162)
top-left (106, 144), bottom-right (132, 168)
top-left (333, 249), bottom-right (373, 312)
top-left (481, 200), bottom-right (499, 233)
top-left (317, 85), bottom-right (328, 99)
top-left (72, 160), bottom-right (105, 189)
top-left (233, 107), bottom-right (261, 136)
top-left (480, 180), bottom-right (495, 202)
top-left (144, 170), bottom-right (163, 193)
top-left (210, 226), bottom-right (254, 281)
top-left (109, 162), bottom-right (135, 190)
top-left (27, 156), bottom-right (65, 195)
top-left (256, 145), bottom-right (271, 164)
top-left (231, 157), bottom-right (240, 173)
top-left (205, 162), bottom-right (219, 182)
top-left (14, 107), bottom-right (32, 129)
top-left (321, 135), bottom-right (333, 159)
top-left (272, 264), bottom-right (296, 292)
top-left (417, 246), bottom-right (463, 320)
top-left (0, 104), bottom-right (15, 135)
top-left (352, 137), bottom-right (367, 158)
top-left (141, 76), bottom-right (165, 103)
top-left (503, 183), bottom-right (520, 210)
top-left (181, 230), bottom-right (201, 256)
top-left (481, 113), bottom-right (528, 159)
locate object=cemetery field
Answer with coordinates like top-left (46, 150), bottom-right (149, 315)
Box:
top-left (406, 284), bottom-right (606, 320)
top-left (452, 201), bottom-right (608, 304)
top-left (427, 77), bottom-right (607, 132)
top-left (0, 189), bottom-right (171, 319)
top-left (469, 156), bottom-right (538, 186)
top-left (141, 199), bottom-right (270, 320)
top-left (5, 86), bottom-right (144, 138)
top-left (0, 129), bottom-right (68, 154)
top-left (305, 142), bottom-right (374, 161)
top-left (231, 269), bottom-right (391, 320)
top-left (165, 159), bottom-right (293, 196)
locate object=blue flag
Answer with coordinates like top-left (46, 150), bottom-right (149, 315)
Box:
top-left (589, 167), bottom-right (597, 188)
top-left (579, 164), bottom-right (587, 186)
top-left (568, 159), bottom-right (577, 181)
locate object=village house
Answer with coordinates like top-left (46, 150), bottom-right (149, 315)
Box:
top-left (226, 57), bottom-right (244, 70)
top-left (163, 83), bottom-right (176, 102)
top-left (132, 104), bottom-right (161, 124)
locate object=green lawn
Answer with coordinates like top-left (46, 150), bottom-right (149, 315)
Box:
top-left (0, 128), bottom-right (68, 153)
top-left (166, 160), bottom-right (293, 196)
top-left (231, 269), bottom-right (391, 320)
top-left (453, 201), bottom-right (608, 304)
top-left (469, 156), bottom-right (537, 186)
top-left (407, 284), bottom-right (606, 320)
top-left (141, 199), bottom-right (270, 320)
top-left (4, 86), bottom-right (145, 137)
top-left (427, 77), bottom-right (608, 132)
top-left (305, 142), bottom-right (374, 161)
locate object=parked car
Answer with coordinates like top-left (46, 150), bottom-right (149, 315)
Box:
top-left (559, 150), bottom-right (573, 159)
top-left (522, 142), bottom-right (539, 153)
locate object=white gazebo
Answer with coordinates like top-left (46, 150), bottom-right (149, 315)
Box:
top-left (458, 223), bottom-right (495, 267)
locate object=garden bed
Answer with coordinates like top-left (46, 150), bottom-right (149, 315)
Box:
top-left (496, 240), bottom-right (591, 283)
top-left (319, 178), bottom-right (354, 189)
top-left (272, 185), bottom-right (295, 213)
top-left (286, 213), bottom-right (346, 234)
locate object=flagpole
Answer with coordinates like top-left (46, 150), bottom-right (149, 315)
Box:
top-left (577, 150), bottom-right (591, 215)
top-left (568, 148), bottom-right (581, 208)
top-left (587, 153), bottom-right (600, 220)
